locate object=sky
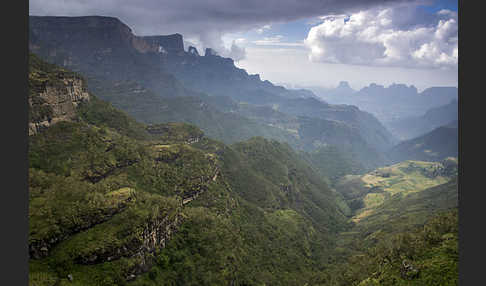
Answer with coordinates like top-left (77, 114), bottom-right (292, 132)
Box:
top-left (29, 0), bottom-right (458, 91)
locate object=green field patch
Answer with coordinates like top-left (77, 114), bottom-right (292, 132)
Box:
top-left (363, 193), bottom-right (385, 209)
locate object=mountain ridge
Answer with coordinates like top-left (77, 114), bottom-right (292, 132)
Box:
top-left (28, 54), bottom-right (351, 285)
top-left (29, 15), bottom-right (396, 170)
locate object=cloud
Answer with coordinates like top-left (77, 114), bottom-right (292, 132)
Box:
top-left (253, 35), bottom-right (305, 47)
top-left (304, 5), bottom-right (458, 69)
top-left (226, 41), bottom-right (247, 61)
top-left (256, 24), bottom-right (272, 34)
top-left (234, 38), bottom-right (247, 45)
top-left (183, 31), bottom-right (246, 61)
top-left (237, 45), bottom-right (458, 91)
top-left (253, 35), bottom-right (284, 45)
top-left (29, 0), bottom-right (418, 58)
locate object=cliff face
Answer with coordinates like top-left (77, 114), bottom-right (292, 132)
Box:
top-left (29, 16), bottom-right (192, 98)
top-left (142, 34), bottom-right (184, 54)
top-left (28, 15), bottom-right (395, 167)
top-left (28, 54), bottom-right (90, 135)
top-left (29, 16), bottom-right (158, 56)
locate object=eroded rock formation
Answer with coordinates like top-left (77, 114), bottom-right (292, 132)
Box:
top-left (29, 76), bottom-right (90, 135)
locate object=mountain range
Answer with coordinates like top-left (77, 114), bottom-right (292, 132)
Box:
top-left (387, 99), bottom-right (458, 140)
top-left (29, 15), bottom-right (396, 170)
top-left (309, 81), bottom-right (458, 127)
top-left (27, 15), bottom-right (458, 286)
top-left (387, 123), bottom-right (458, 163)
top-left (28, 53), bottom-right (350, 285)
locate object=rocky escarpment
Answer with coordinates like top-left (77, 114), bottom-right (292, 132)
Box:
top-left (29, 55), bottom-right (90, 135)
top-left (29, 16), bottom-right (158, 56)
top-left (29, 188), bottom-right (136, 259)
top-left (142, 34), bottom-right (184, 54)
top-left (29, 16), bottom-right (395, 169)
top-left (182, 166), bottom-right (220, 205)
top-left (124, 212), bottom-right (183, 280)
top-left (28, 54), bottom-right (233, 285)
top-left (73, 211), bottom-right (183, 266)
top-left (29, 16), bottom-right (193, 99)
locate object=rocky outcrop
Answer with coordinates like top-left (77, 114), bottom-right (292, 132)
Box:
top-left (204, 48), bottom-right (218, 57)
top-left (125, 212), bottom-right (183, 280)
top-left (29, 16), bottom-right (159, 55)
top-left (400, 260), bottom-right (420, 279)
top-left (142, 34), bottom-right (184, 54)
top-left (188, 46), bottom-right (200, 56)
top-left (29, 191), bottom-right (136, 259)
top-left (29, 76), bottom-right (90, 135)
top-left (74, 212), bottom-right (182, 267)
top-left (182, 167), bottom-right (220, 205)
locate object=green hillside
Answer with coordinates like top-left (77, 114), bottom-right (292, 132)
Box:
top-left (335, 159), bottom-right (457, 219)
top-left (317, 208), bottom-right (458, 286)
top-left (310, 159), bottom-right (458, 285)
top-left (27, 19), bottom-right (459, 284)
top-left (387, 125), bottom-right (458, 163)
top-left (28, 54), bottom-right (350, 286)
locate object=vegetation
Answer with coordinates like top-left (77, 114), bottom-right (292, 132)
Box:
top-left (28, 53), bottom-right (459, 286)
top-left (387, 125), bottom-right (458, 163)
top-left (300, 145), bottom-right (366, 185)
top-left (28, 55), bottom-right (351, 285)
top-left (335, 159), bottom-right (457, 217)
top-left (28, 53), bottom-right (81, 122)
top-left (316, 209), bottom-right (458, 286)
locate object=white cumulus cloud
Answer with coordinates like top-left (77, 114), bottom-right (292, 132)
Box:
top-left (304, 7), bottom-right (458, 69)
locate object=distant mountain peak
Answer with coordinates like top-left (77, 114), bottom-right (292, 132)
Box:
top-left (337, 81), bottom-right (351, 89)
top-left (188, 46), bottom-right (200, 56)
top-left (204, 48), bottom-right (218, 57)
top-left (389, 83), bottom-right (418, 92)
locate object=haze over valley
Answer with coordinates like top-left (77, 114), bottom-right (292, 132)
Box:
top-left (27, 1), bottom-right (458, 285)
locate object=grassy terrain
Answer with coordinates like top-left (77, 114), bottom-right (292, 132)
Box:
top-left (335, 159), bottom-right (457, 223)
top-left (326, 159), bottom-right (458, 282)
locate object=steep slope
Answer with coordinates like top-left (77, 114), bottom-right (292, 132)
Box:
top-left (29, 55), bottom-right (220, 284)
top-left (88, 80), bottom-right (302, 147)
top-left (161, 45), bottom-right (319, 104)
top-left (420, 86), bottom-right (458, 107)
top-left (277, 97), bottom-right (396, 152)
top-left (29, 16), bottom-right (189, 98)
top-left (28, 53), bottom-right (91, 135)
top-left (313, 161), bottom-right (458, 285)
top-left (318, 208), bottom-right (458, 286)
top-left (29, 15), bottom-right (396, 170)
top-left (387, 125), bottom-right (458, 163)
top-left (28, 55), bottom-right (349, 286)
top-left (386, 99), bottom-right (458, 140)
top-left (300, 145), bottom-right (366, 185)
top-left (160, 44), bottom-right (396, 152)
top-left (212, 101), bottom-right (386, 170)
top-left (27, 17), bottom-right (309, 148)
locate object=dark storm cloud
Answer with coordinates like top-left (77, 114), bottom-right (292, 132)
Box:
top-left (29, 0), bottom-right (423, 55)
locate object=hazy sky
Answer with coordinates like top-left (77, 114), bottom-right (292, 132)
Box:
top-left (29, 0), bottom-right (458, 91)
